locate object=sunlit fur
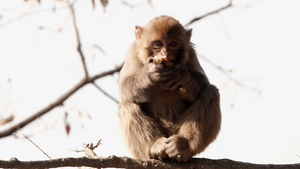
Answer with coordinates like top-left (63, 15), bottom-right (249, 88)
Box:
top-left (118, 15), bottom-right (221, 162)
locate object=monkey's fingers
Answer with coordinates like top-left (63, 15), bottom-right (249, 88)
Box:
top-left (164, 74), bottom-right (185, 90)
top-left (159, 66), bottom-right (180, 78)
top-left (169, 81), bottom-right (182, 91)
top-left (150, 151), bottom-right (168, 160)
top-left (165, 142), bottom-right (180, 160)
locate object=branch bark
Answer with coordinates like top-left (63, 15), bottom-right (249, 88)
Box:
top-left (0, 65), bottom-right (122, 138)
top-left (0, 156), bottom-right (299, 169)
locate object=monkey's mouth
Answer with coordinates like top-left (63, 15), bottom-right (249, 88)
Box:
top-left (153, 55), bottom-right (174, 66)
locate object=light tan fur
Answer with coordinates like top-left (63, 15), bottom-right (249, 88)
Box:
top-left (118, 15), bottom-right (221, 162)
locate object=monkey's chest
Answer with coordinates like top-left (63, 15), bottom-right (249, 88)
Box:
top-left (146, 91), bottom-right (187, 134)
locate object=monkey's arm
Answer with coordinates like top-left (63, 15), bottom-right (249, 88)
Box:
top-left (118, 101), bottom-right (167, 159)
top-left (179, 70), bottom-right (208, 103)
top-left (119, 54), bottom-right (159, 103)
top-left (178, 52), bottom-right (210, 102)
top-left (177, 84), bottom-right (221, 156)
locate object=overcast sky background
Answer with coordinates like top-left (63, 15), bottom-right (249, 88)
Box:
top-left (0, 0), bottom-right (300, 165)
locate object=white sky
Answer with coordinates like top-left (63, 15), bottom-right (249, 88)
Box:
top-left (0, 0), bottom-right (300, 166)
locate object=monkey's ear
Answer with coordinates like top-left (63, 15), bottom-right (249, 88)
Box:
top-left (135, 26), bottom-right (143, 40)
top-left (186, 29), bottom-right (193, 42)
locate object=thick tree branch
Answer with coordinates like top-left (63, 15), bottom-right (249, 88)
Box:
top-left (185, 0), bottom-right (233, 27)
top-left (0, 156), bottom-right (299, 169)
top-left (0, 65), bottom-right (122, 138)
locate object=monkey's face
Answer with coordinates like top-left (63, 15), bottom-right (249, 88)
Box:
top-left (151, 39), bottom-right (181, 64)
top-left (141, 26), bottom-right (188, 66)
top-left (135, 16), bottom-right (192, 65)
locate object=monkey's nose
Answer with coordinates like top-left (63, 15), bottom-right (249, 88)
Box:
top-left (161, 52), bottom-right (167, 56)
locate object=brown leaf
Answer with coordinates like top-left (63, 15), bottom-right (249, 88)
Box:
top-left (64, 111), bottom-right (70, 135)
top-left (100, 0), bottom-right (108, 11)
top-left (91, 0), bottom-right (95, 9)
top-left (78, 111), bottom-right (82, 118)
top-left (65, 123), bottom-right (71, 135)
top-left (87, 112), bottom-right (92, 120)
top-left (0, 115), bottom-right (15, 126)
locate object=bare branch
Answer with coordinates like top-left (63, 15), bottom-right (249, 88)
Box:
top-left (82, 143), bottom-right (98, 158)
top-left (92, 82), bottom-right (119, 104)
top-left (198, 53), bottom-right (261, 93)
top-left (185, 0), bottom-right (233, 27)
top-left (23, 134), bottom-right (52, 160)
top-left (72, 139), bottom-right (103, 158)
top-left (0, 156), bottom-right (299, 169)
top-left (68, 2), bottom-right (89, 78)
top-left (0, 65), bottom-right (122, 139)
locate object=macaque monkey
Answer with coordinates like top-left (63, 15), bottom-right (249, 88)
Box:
top-left (118, 15), bottom-right (221, 162)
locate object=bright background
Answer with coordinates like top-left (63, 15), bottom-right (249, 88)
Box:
top-left (0, 0), bottom-right (300, 165)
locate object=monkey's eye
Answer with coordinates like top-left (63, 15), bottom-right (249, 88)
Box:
top-left (152, 40), bottom-right (163, 49)
top-left (169, 41), bottom-right (179, 47)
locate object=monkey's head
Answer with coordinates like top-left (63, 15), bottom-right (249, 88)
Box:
top-left (135, 15), bottom-right (192, 66)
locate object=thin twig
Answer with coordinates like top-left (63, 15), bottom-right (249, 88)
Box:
top-left (198, 53), bottom-right (261, 93)
top-left (185, 0), bottom-right (233, 27)
top-left (70, 139), bottom-right (102, 158)
top-left (69, 147), bottom-right (84, 153)
top-left (92, 82), bottom-right (119, 104)
top-left (23, 134), bottom-right (52, 160)
top-left (82, 139), bottom-right (102, 158)
top-left (68, 2), bottom-right (89, 78)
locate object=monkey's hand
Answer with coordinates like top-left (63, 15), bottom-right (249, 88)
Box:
top-left (149, 137), bottom-right (168, 160)
top-left (159, 64), bottom-right (190, 91)
top-left (165, 135), bottom-right (192, 162)
top-left (145, 57), bottom-right (169, 83)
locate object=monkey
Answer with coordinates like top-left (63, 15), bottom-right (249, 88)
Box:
top-left (118, 15), bottom-right (221, 162)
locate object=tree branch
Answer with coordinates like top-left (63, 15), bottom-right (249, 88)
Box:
top-left (92, 82), bottom-right (119, 104)
top-left (68, 2), bottom-right (89, 78)
top-left (0, 156), bottom-right (299, 169)
top-left (185, 0), bottom-right (233, 27)
top-left (0, 65), bottom-right (122, 139)
top-left (198, 53), bottom-right (261, 93)
top-left (0, 1), bottom-right (125, 138)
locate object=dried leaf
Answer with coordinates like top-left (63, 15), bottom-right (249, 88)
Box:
top-left (0, 115), bottom-right (15, 126)
top-left (100, 0), bottom-right (108, 12)
top-left (65, 123), bottom-right (71, 135)
top-left (87, 112), bottom-right (92, 120)
top-left (64, 111), bottom-right (70, 135)
top-left (38, 26), bottom-right (44, 30)
top-left (78, 111), bottom-right (82, 118)
top-left (101, 0), bottom-right (108, 7)
top-left (91, 0), bottom-right (95, 9)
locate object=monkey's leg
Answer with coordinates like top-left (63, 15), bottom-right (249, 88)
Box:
top-left (176, 84), bottom-right (221, 159)
top-left (118, 101), bottom-right (168, 160)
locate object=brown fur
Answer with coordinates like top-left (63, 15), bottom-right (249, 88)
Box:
top-left (118, 15), bottom-right (221, 162)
